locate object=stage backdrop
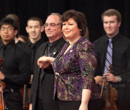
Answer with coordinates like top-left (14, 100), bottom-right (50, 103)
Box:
top-left (0, 0), bottom-right (130, 42)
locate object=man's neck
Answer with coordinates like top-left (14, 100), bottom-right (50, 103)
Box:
top-left (30, 36), bottom-right (41, 44)
top-left (2, 39), bottom-right (13, 45)
top-left (14, 37), bottom-right (19, 43)
top-left (49, 36), bottom-right (62, 43)
top-left (107, 31), bottom-right (119, 39)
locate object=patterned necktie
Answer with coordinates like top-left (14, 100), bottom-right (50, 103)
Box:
top-left (104, 38), bottom-right (113, 73)
top-left (47, 43), bottom-right (52, 56)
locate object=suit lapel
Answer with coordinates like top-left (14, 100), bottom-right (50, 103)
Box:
top-left (49, 48), bottom-right (58, 57)
top-left (37, 42), bottom-right (48, 74)
top-left (101, 36), bottom-right (108, 70)
top-left (49, 38), bottom-right (65, 57)
top-left (41, 38), bottom-right (65, 81)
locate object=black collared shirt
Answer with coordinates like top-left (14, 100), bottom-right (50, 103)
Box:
top-left (0, 40), bottom-right (31, 89)
top-left (94, 33), bottom-right (130, 83)
top-left (16, 40), bottom-right (25, 48)
top-left (45, 38), bottom-right (63, 56)
top-left (24, 38), bottom-right (44, 55)
top-left (43, 38), bottom-right (64, 73)
top-left (24, 38), bottom-right (44, 73)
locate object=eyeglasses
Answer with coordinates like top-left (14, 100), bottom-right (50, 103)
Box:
top-left (44, 23), bottom-right (61, 28)
top-left (1, 27), bottom-right (14, 31)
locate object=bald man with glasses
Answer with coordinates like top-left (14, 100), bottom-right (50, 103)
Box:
top-left (28, 13), bottom-right (66, 110)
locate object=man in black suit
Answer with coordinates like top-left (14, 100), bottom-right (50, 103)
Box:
top-left (94, 9), bottom-right (130, 107)
top-left (25, 17), bottom-right (44, 76)
top-left (24, 18), bottom-right (45, 107)
top-left (28, 13), bottom-right (66, 110)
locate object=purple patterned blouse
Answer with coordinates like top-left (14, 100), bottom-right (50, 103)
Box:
top-left (53, 37), bottom-right (100, 101)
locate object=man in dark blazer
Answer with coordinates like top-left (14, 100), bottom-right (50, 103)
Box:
top-left (28, 13), bottom-right (66, 110)
top-left (94, 9), bottom-right (130, 107)
top-left (25, 17), bottom-right (44, 76)
top-left (24, 17), bottom-right (45, 109)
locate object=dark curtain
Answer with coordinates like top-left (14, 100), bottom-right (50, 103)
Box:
top-left (0, 0), bottom-right (130, 42)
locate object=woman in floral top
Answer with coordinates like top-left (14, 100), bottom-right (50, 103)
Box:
top-left (37, 9), bottom-right (100, 110)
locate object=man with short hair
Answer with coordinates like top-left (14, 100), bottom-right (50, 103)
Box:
top-left (29, 13), bottom-right (66, 110)
top-left (94, 9), bottom-right (130, 107)
top-left (25, 17), bottom-right (44, 74)
top-left (6, 14), bottom-right (26, 48)
top-left (24, 17), bottom-right (45, 108)
top-left (0, 17), bottom-right (31, 110)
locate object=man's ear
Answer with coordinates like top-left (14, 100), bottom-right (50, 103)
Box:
top-left (41, 26), bottom-right (44, 32)
top-left (25, 26), bottom-right (29, 33)
top-left (14, 30), bottom-right (18, 36)
top-left (118, 21), bottom-right (121, 28)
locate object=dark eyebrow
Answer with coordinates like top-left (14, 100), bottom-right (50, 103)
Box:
top-left (1, 26), bottom-right (13, 28)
